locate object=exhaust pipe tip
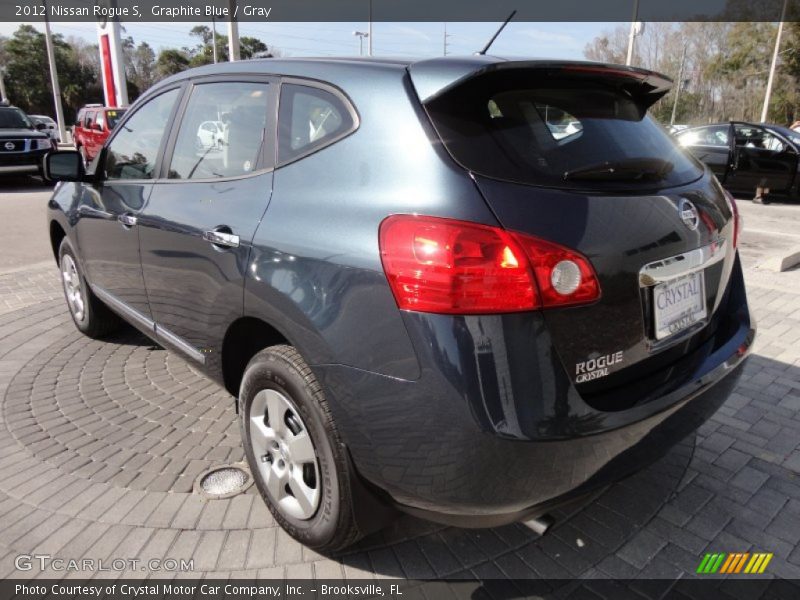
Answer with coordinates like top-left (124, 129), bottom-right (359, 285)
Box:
top-left (523, 513), bottom-right (555, 536)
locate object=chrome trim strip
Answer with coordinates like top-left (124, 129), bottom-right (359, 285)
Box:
top-left (92, 286), bottom-right (155, 333)
top-left (92, 286), bottom-right (205, 365)
top-left (155, 324), bottom-right (206, 365)
top-left (639, 239), bottom-right (727, 287)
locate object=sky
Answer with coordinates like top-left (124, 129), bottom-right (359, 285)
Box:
top-left (0, 20), bottom-right (622, 60)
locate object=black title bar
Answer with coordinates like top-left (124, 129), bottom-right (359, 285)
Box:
top-left (2, 0), bottom-right (799, 23)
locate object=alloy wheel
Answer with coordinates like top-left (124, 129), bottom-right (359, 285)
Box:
top-left (61, 254), bottom-right (85, 322)
top-left (249, 388), bottom-right (321, 520)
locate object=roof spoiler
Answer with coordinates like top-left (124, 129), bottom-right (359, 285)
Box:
top-left (408, 58), bottom-right (673, 109)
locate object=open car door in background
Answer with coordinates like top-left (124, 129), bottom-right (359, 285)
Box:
top-left (726, 122), bottom-right (798, 196)
top-left (675, 123), bottom-right (733, 181)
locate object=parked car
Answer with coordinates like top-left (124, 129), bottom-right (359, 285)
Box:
top-left (676, 121), bottom-right (800, 203)
top-left (73, 105), bottom-right (127, 164)
top-left (29, 115), bottom-right (60, 142)
top-left (196, 120), bottom-right (226, 148)
top-left (667, 123), bottom-right (689, 134)
top-left (0, 104), bottom-right (55, 176)
top-left (44, 57), bottom-right (754, 552)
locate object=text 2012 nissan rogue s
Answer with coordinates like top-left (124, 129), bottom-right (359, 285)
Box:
top-left (44, 56), bottom-right (754, 552)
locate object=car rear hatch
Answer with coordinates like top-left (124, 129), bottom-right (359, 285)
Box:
top-left (411, 59), bottom-right (740, 409)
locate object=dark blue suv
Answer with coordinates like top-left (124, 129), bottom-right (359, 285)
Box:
top-left (44, 56), bottom-right (754, 551)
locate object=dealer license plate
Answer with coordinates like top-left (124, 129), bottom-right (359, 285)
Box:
top-left (653, 271), bottom-right (707, 340)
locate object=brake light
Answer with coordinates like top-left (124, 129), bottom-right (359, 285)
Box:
top-left (379, 215), bottom-right (601, 314)
top-left (722, 188), bottom-right (742, 248)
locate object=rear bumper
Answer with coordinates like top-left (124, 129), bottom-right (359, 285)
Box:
top-left (314, 256), bottom-right (753, 519)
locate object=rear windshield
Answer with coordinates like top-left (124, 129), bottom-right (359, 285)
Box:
top-left (106, 109), bottom-right (125, 130)
top-left (424, 70), bottom-right (703, 191)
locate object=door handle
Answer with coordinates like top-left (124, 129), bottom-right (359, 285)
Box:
top-left (118, 213), bottom-right (137, 228)
top-left (203, 228), bottom-right (240, 249)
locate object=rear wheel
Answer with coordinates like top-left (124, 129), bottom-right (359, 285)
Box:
top-left (58, 238), bottom-right (120, 338)
top-left (240, 345), bottom-right (362, 552)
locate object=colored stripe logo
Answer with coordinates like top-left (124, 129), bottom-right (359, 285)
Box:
top-left (697, 552), bottom-right (773, 574)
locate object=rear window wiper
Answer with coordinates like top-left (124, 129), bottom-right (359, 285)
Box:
top-left (563, 158), bottom-right (674, 182)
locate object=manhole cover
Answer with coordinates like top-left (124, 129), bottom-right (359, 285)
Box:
top-left (195, 463), bottom-right (253, 499)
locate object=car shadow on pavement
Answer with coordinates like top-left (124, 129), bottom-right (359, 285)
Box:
top-left (0, 174), bottom-right (53, 193)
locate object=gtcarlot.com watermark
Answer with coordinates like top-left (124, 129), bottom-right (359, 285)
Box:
top-left (15, 554), bottom-right (194, 572)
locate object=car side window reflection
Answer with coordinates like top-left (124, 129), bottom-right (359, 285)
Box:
top-left (678, 126), bottom-right (729, 148)
top-left (278, 84), bottom-right (354, 163)
top-left (168, 82), bottom-right (271, 180)
top-left (104, 88), bottom-right (179, 181)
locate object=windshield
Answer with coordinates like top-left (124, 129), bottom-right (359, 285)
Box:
top-left (0, 108), bottom-right (33, 129)
top-left (106, 109), bottom-right (126, 130)
top-left (425, 70), bottom-right (703, 191)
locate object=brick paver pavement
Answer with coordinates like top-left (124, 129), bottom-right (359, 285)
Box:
top-left (0, 259), bottom-right (798, 586)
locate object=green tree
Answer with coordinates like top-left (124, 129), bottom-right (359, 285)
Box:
top-left (123, 40), bottom-right (156, 96)
top-left (189, 25), bottom-right (228, 65)
top-left (1, 25), bottom-right (96, 122)
top-left (156, 48), bottom-right (190, 79)
top-left (240, 36), bottom-right (269, 59)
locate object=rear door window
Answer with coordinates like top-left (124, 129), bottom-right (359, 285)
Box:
top-left (84, 111), bottom-right (95, 129)
top-left (278, 83), bottom-right (355, 164)
top-left (167, 81), bottom-right (272, 180)
top-left (425, 69), bottom-right (703, 191)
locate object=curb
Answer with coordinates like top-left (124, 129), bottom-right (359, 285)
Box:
top-left (758, 246), bottom-right (800, 272)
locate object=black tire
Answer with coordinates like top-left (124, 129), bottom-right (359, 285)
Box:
top-left (58, 238), bottom-right (121, 338)
top-left (240, 345), bottom-right (362, 552)
top-left (77, 145), bottom-right (87, 167)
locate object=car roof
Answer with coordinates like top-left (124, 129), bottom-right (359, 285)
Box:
top-left (148, 55), bottom-right (671, 103)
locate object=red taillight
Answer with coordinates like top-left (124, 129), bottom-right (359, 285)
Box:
top-left (722, 188), bottom-right (741, 248)
top-left (379, 215), bottom-right (600, 314)
top-left (510, 232), bottom-right (601, 308)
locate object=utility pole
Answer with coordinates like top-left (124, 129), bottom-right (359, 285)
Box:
top-left (353, 31), bottom-right (369, 56)
top-left (443, 22), bottom-right (452, 56)
top-left (761, 0), bottom-right (789, 123)
top-left (0, 67), bottom-right (8, 103)
top-left (212, 15), bottom-right (218, 63)
top-left (625, 0), bottom-right (639, 65)
top-left (42, 1), bottom-right (67, 144)
top-left (368, 0), bottom-right (373, 56)
top-left (227, 0), bottom-right (240, 61)
top-left (670, 44), bottom-right (688, 126)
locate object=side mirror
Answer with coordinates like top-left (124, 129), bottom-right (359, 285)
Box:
top-left (34, 122), bottom-right (47, 131)
top-left (43, 151), bottom-right (85, 183)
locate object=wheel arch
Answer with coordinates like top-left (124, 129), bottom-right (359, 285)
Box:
top-left (49, 220), bottom-right (67, 262)
top-left (221, 316), bottom-right (292, 399)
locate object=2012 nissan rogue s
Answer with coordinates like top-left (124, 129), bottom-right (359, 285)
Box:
top-left (44, 56), bottom-right (754, 552)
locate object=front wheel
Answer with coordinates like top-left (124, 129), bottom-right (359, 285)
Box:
top-left (58, 238), bottom-right (120, 338)
top-left (240, 345), bottom-right (362, 552)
